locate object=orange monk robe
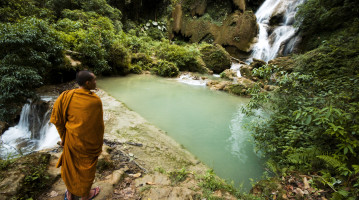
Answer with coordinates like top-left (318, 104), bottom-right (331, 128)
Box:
top-left (50, 88), bottom-right (104, 197)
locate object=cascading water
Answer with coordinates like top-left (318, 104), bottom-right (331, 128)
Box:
top-left (249, 0), bottom-right (306, 62)
top-left (0, 100), bottom-right (59, 159)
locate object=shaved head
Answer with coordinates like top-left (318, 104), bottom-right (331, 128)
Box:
top-left (76, 70), bottom-right (94, 86)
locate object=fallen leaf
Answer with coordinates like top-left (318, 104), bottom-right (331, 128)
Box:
top-left (49, 191), bottom-right (58, 197)
top-left (282, 194), bottom-right (288, 199)
top-left (130, 173), bottom-right (141, 178)
top-left (303, 177), bottom-right (310, 189)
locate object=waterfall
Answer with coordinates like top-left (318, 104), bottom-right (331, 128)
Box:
top-left (249, 0), bottom-right (306, 62)
top-left (0, 100), bottom-right (59, 159)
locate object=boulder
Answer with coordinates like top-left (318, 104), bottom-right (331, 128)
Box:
top-left (250, 58), bottom-right (266, 69)
top-left (220, 69), bottom-right (237, 80)
top-left (224, 77), bottom-right (255, 96)
top-left (206, 80), bottom-right (231, 90)
top-left (239, 64), bottom-right (253, 79)
top-left (0, 121), bottom-right (9, 135)
top-left (200, 44), bottom-right (232, 73)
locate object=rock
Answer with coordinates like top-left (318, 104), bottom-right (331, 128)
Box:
top-left (28, 100), bottom-right (51, 139)
top-left (224, 77), bottom-right (255, 96)
top-left (250, 58), bottom-right (266, 69)
top-left (172, 4), bottom-right (183, 33)
top-left (239, 64), bottom-right (253, 78)
top-left (170, 6), bottom-right (258, 53)
top-left (268, 56), bottom-right (295, 72)
top-left (0, 121), bottom-right (9, 135)
top-left (220, 69), bottom-right (237, 80)
top-left (233, 0), bottom-right (246, 12)
top-left (200, 44), bottom-right (232, 73)
top-left (188, 0), bottom-right (207, 16)
top-left (206, 80), bottom-right (231, 91)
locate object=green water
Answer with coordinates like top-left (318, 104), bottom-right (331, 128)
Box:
top-left (98, 74), bottom-right (264, 189)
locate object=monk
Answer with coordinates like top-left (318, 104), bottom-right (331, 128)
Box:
top-left (50, 70), bottom-right (104, 200)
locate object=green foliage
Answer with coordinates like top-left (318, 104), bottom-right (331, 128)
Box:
top-left (168, 167), bottom-right (188, 185)
top-left (0, 0), bottom-right (55, 22)
top-left (156, 41), bottom-right (208, 73)
top-left (0, 17), bottom-right (64, 122)
top-left (245, 15), bottom-right (359, 197)
top-left (197, 169), bottom-right (245, 199)
top-left (152, 60), bottom-right (179, 77)
top-left (296, 0), bottom-right (359, 34)
top-left (46, 0), bottom-right (121, 20)
top-left (108, 39), bottom-right (132, 74)
top-left (19, 153), bottom-right (52, 199)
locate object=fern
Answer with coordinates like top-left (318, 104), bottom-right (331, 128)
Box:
top-left (317, 155), bottom-right (344, 169)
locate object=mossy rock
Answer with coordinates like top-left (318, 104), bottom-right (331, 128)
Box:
top-left (200, 44), bottom-right (231, 74)
top-left (220, 69), bottom-right (237, 80)
top-left (250, 58), bottom-right (266, 69)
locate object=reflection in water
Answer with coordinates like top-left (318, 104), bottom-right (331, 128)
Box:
top-left (228, 107), bottom-right (249, 163)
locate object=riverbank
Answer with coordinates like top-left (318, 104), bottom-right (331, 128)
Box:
top-left (1, 84), bottom-right (243, 199)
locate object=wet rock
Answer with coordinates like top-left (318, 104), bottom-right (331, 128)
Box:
top-left (28, 100), bottom-right (50, 139)
top-left (221, 69), bottom-right (237, 80)
top-left (206, 80), bottom-right (231, 90)
top-left (250, 58), bottom-right (266, 69)
top-left (239, 64), bottom-right (253, 79)
top-left (0, 121), bottom-right (9, 135)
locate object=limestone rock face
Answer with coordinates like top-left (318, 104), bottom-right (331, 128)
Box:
top-left (170, 1), bottom-right (258, 53)
top-left (200, 44), bottom-right (231, 73)
top-left (212, 10), bottom-right (258, 52)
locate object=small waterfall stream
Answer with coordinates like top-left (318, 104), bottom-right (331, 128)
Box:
top-left (0, 100), bottom-right (59, 159)
top-left (250, 0), bottom-right (306, 62)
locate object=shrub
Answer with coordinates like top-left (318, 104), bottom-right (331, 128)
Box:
top-left (244, 24), bottom-right (359, 198)
top-left (108, 39), bottom-right (132, 74)
top-left (0, 17), bottom-right (64, 122)
top-left (156, 41), bottom-right (209, 73)
top-left (152, 60), bottom-right (179, 77)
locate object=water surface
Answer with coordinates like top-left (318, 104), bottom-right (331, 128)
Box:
top-left (98, 74), bottom-right (264, 189)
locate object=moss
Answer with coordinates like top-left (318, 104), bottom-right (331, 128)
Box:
top-left (226, 84), bottom-right (248, 96)
top-left (200, 43), bottom-right (231, 74)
